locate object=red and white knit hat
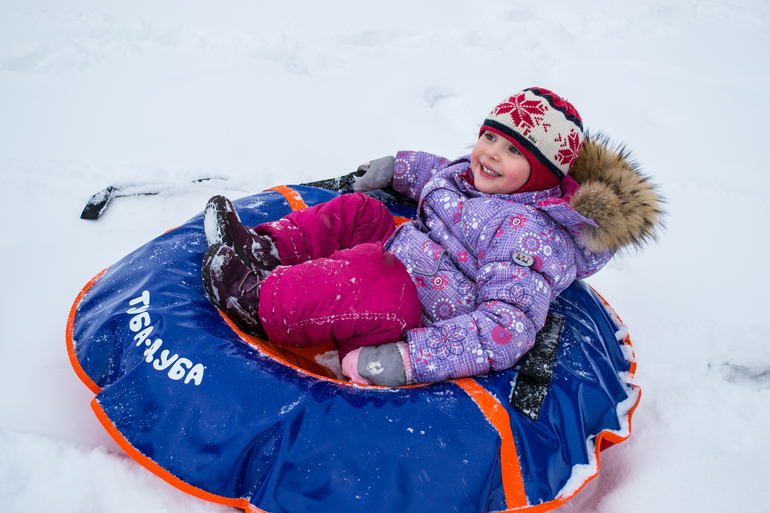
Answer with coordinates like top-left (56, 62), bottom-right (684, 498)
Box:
top-left (480, 87), bottom-right (584, 193)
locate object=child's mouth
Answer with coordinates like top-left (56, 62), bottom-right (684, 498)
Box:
top-left (480, 164), bottom-right (501, 178)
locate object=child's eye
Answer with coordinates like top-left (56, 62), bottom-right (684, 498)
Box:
top-left (484, 132), bottom-right (495, 141)
top-left (508, 145), bottom-right (521, 155)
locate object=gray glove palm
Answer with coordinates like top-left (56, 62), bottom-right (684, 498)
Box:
top-left (353, 156), bottom-right (395, 193)
top-left (357, 343), bottom-right (407, 387)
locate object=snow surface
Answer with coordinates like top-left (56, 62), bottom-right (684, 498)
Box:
top-left (1, 0), bottom-right (769, 511)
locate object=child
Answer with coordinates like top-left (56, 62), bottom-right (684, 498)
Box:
top-left (201, 87), bottom-right (664, 387)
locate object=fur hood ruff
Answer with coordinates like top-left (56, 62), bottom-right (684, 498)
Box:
top-left (568, 133), bottom-right (666, 253)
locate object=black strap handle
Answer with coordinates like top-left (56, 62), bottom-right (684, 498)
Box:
top-left (510, 313), bottom-right (565, 421)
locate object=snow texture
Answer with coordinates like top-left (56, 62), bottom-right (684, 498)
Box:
top-left (315, 350), bottom-right (345, 380)
top-left (2, 1), bottom-right (770, 512)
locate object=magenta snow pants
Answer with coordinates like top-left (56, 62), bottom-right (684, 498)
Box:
top-left (254, 193), bottom-right (422, 358)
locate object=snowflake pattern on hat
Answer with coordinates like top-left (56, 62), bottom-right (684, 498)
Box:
top-left (555, 130), bottom-right (583, 167)
top-left (531, 87), bottom-right (583, 126)
top-left (491, 92), bottom-right (548, 136)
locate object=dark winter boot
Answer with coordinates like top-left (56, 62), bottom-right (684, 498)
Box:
top-left (204, 195), bottom-right (281, 278)
top-left (201, 243), bottom-right (268, 338)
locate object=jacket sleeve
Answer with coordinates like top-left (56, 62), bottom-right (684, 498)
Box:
top-left (392, 151), bottom-right (452, 202)
top-left (404, 260), bottom-right (552, 383)
top-left (403, 217), bottom-right (574, 384)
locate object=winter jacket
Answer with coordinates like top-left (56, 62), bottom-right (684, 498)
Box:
top-left (387, 135), bottom-right (663, 384)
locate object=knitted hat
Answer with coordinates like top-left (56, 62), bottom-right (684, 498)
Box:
top-left (480, 87), bottom-right (584, 193)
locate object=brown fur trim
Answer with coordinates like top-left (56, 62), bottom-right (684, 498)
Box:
top-left (568, 132), bottom-right (666, 253)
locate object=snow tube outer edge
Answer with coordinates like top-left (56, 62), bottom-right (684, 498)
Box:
top-left (527, 289), bottom-right (641, 512)
top-left (66, 184), bottom-right (640, 513)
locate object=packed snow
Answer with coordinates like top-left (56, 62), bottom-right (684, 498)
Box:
top-left (1, 0), bottom-right (769, 511)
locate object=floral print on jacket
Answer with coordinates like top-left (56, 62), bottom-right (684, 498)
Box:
top-left (385, 151), bottom-right (613, 383)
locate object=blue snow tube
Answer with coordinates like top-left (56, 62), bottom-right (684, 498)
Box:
top-left (67, 184), bottom-right (640, 513)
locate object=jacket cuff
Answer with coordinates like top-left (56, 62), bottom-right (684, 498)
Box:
top-left (396, 342), bottom-right (414, 385)
top-left (341, 347), bottom-right (371, 385)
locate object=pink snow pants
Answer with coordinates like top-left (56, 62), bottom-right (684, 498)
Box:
top-left (254, 193), bottom-right (421, 358)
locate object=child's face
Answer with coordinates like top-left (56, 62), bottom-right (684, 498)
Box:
top-left (471, 131), bottom-right (531, 194)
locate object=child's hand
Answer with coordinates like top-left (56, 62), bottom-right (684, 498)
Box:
top-left (353, 156), bottom-right (395, 193)
top-left (342, 342), bottom-right (407, 387)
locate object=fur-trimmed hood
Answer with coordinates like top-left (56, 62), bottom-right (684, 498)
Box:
top-left (568, 133), bottom-right (666, 253)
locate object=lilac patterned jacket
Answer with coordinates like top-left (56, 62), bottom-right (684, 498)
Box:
top-left (384, 151), bottom-right (613, 384)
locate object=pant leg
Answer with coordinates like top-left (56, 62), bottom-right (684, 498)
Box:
top-left (255, 193), bottom-right (395, 265)
top-left (257, 242), bottom-right (421, 359)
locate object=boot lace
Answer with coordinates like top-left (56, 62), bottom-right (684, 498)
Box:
top-left (238, 269), bottom-right (261, 297)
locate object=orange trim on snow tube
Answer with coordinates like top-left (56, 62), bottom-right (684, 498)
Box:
top-left (269, 184), bottom-right (412, 227)
top-left (66, 268), bottom-right (108, 395)
top-left (219, 312), bottom-right (344, 381)
top-left (220, 309), bottom-right (426, 389)
top-left (266, 185), bottom-right (308, 211)
top-left (509, 385), bottom-right (641, 513)
top-left (591, 285), bottom-right (637, 453)
top-left (453, 378), bottom-right (528, 510)
top-left (480, 285), bottom-right (642, 513)
top-left (393, 215), bottom-right (412, 227)
top-left (91, 399), bottom-right (268, 513)
top-left (68, 268), bottom-right (269, 511)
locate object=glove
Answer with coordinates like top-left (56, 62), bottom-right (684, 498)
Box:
top-left (352, 156), bottom-right (395, 193)
top-left (341, 342), bottom-right (408, 387)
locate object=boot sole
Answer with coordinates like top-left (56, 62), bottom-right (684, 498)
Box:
top-left (204, 196), bottom-right (254, 270)
top-left (204, 196), bottom-right (231, 247)
top-left (201, 243), bottom-right (224, 307)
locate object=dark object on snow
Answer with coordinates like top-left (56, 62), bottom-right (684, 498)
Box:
top-left (80, 171), bottom-right (416, 220)
top-left (80, 178), bottom-right (225, 220)
top-left (511, 313), bottom-right (566, 421)
top-left (80, 185), bottom-right (117, 220)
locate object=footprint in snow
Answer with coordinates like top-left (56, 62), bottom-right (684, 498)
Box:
top-left (720, 362), bottom-right (770, 390)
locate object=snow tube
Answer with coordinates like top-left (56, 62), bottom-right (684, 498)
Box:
top-left (67, 184), bottom-right (640, 513)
